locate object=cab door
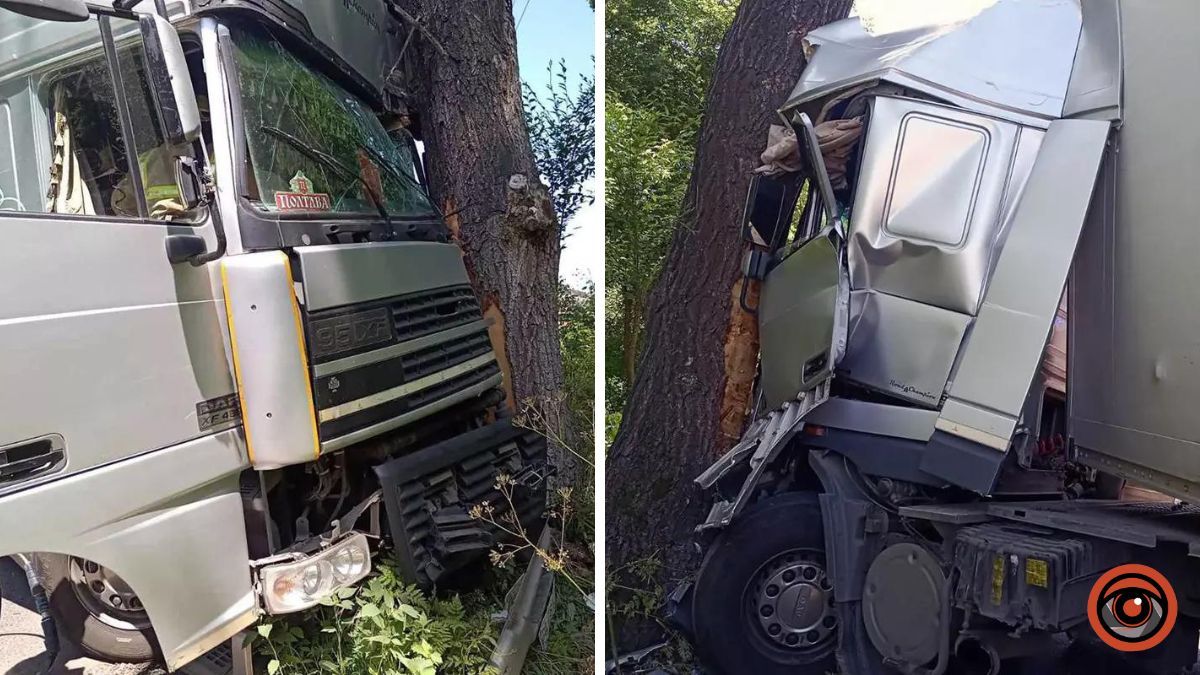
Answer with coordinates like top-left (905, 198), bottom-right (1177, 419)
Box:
top-left (0, 10), bottom-right (238, 491)
top-left (756, 113), bottom-right (850, 411)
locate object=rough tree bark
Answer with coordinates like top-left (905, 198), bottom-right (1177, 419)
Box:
top-left (606, 0), bottom-right (854, 645)
top-left (395, 0), bottom-right (578, 485)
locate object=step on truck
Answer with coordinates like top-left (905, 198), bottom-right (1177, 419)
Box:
top-left (684, 1), bottom-right (1200, 673)
top-left (0, 0), bottom-right (548, 670)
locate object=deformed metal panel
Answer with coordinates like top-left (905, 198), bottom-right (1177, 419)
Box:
top-left (805, 397), bottom-right (939, 442)
top-left (1063, 0), bottom-right (1123, 120)
top-left (261, 0), bottom-right (397, 97)
top-left (1069, 0), bottom-right (1200, 496)
top-left (786, 0), bottom-right (1083, 123)
top-left (848, 97), bottom-right (1033, 316)
top-left (941, 118), bottom-right (1110, 449)
top-left (759, 230), bottom-right (848, 411)
top-left (839, 290), bottom-right (971, 408)
top-left (883, 116), bottom-right (987, 246)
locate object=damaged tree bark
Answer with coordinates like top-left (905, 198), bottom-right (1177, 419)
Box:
top-left (606, 0), bottom-right (853, 645)
top-left (395, 0), bottom-right (578, 485)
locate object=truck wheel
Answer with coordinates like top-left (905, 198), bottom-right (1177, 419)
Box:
top-left (691, 492), bottom-right (837, 675)
top-left (33, 553), bottom-right (159, 663)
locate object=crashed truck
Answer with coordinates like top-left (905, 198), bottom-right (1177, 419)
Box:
top-left (0, 0), bottom-right (547, 670)
top-left (681, 1), bottom-right (1200, 674)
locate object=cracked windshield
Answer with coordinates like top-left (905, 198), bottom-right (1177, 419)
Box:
top-left (231, 24), bottom-right (434, 217)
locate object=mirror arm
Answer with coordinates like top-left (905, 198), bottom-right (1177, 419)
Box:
top-left (188, 183), bottom-right (227, 266)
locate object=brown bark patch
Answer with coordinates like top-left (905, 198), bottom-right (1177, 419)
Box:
top-left (442, 196), bottom-right (462, 241)
top-left (718, 274), bottom-right (761, 449)
top-left (482, 295), bottom-right (516, 410)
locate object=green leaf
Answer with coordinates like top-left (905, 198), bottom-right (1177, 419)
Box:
top-left (359, 603), bottom-right (381, 618)
top-left (397, 604), bottom-right (422, 620)
top-left (257, 624), bottom-right (273, 639)
top-left (267, 659), bottom-right (281, 675)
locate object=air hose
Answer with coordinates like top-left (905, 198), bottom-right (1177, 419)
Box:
top-left (14, 554), bottom-right (59, 664)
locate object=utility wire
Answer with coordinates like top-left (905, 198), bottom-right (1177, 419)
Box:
top-left (516, 0), bottom-right (534, 28)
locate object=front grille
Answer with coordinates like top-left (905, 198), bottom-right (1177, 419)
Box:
top-left (304, 284), bottom-right (483, 366)
top-left (392, 285), bottom-right (481, 342)
top-left (375, 420), bottom-right (549, 588)
top-left (319, 360), bottom-right (501, 440)
top-left (400, 330), bottom-right (493, 381)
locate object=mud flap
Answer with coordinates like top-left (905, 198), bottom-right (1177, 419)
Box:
top-left (374, 419), bottom-right (549, 588)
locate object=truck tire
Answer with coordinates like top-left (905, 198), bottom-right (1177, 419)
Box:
top-left (33, 553), bottom-right (159, 663)
top-left (691, 492), bottom-right (838, 675)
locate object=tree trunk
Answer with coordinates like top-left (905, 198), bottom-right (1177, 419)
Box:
top-left (606, 0), bottom-right (854, 646)
top-left (396, 0), bottom-right (578, 485)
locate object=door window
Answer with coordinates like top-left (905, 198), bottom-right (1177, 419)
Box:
top-left (0, 11), bottom-right (186, 220)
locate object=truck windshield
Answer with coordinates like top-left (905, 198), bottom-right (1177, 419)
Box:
top-left (229, 25), bottom-right (434, 218)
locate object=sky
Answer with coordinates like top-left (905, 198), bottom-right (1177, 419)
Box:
top-left (514, 0), bottom-right (597, 290)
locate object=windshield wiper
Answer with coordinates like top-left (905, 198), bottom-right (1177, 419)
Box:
top-left (258, 125), bottom-right (392, 226)
top-left (356, 141), bottom-right (446, 219)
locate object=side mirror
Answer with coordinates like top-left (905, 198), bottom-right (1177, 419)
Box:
top-left (741, 173), bottom-right (802, 250)
top-left (173, 156), bottom-right (203, 210)
top-left (139, 13), bottom-right (200, 145)
top-left (0, 0), bottom-right (88, 21)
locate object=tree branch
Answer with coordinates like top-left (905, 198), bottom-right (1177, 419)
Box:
top-left (387, 3), bottom-right (449, 57)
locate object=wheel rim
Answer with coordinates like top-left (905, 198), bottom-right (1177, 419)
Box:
top-left (69, 557), bottom-right (150, 631)
top-left (745, 549), bottom-right (837, 653)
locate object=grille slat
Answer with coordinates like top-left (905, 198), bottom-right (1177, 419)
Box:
top-left (319, 361), bottom-right (501, 439)
top-left (392, 286), bottom-right (481, 342)
top-left (377, 423), bottom-right (549, 588)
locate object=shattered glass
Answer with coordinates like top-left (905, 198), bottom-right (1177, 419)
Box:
top-left (230, 25), bottom-right (433, 217)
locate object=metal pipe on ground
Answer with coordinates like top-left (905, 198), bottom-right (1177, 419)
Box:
top-left (489, 526), bottom-right (557, 674)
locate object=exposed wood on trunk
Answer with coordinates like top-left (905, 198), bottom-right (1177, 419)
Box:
top-left (444, 196), bottom-right (517, 409)
top-left (719, 273), bottom-right (760, 445)
top-left (482, 298), bottom-right (517, 410)
top-left (399, 0), bottom-right (577, 485)
top-left (606, 0), bottom-right (855, 647)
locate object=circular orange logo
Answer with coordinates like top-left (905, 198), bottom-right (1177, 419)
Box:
top-left (1087, 563), bottom-right (1177, 651)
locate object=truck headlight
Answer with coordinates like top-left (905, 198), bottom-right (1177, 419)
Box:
top-left (259, 533), bottom-right (371, 614)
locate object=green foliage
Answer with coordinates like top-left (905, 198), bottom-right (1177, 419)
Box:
top-left (252, 561), bottom-right (501, 674)
top-left (604, 0), bottom-right (735, 414)
top-left (524, 61), bottom-right (596, 229)
top-left (525, 578), bottom-right (595, 675)
top-left (559, 281), bottom-right (596, 445)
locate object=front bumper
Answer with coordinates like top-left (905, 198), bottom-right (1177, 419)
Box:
top-left (374, 418), bottom-right (550, 588)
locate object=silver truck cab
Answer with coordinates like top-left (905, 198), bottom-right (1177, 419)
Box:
top-left (688, 2), bottom-right (1200, 673)
top-left (0, 0), bottom-right (546, 670)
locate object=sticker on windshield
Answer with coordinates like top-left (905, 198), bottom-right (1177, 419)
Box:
top-left (274, 171), bottom-right (332, 211)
